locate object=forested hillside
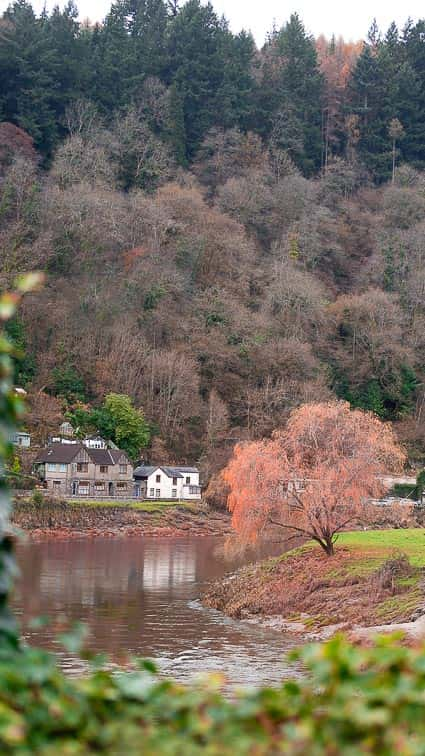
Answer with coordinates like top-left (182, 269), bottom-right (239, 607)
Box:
top-left (2, 0), bottom-right (425, 488)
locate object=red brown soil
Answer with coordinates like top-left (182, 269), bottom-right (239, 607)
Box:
top-left (202, 546), bottom-right (424, 630)
top-left (12, 500), bottom-right (232, 541)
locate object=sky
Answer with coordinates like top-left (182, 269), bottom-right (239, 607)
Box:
top-left (1, 0), bottom-right (424, 45)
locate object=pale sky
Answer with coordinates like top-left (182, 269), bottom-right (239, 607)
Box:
top-left (1, 0), bottom-right (424, 45)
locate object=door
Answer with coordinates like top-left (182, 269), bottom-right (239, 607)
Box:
top-left (108, 482), bottom-right (114, 496)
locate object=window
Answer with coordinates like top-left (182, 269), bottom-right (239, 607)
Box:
top-left (172, 488), bottom-right (177, 498)
top-left (47, 463), bottom-right (67, 473)
top-left (117, 482), bottom-right (127, 489)
top-left (172, 477), bottom-right (178, 485)
top-left (77, 463), bottom-right (88, 473)
top-left (78, 481), bottom-right (90, 495)
top-left (189, 485), bottom-right (201, 495)
top-left (149, 488), bottom-right (154, 497)
top-left (185, 476), bottom-right (190, 485)
top-left (119, 464), bottom-right (127, 474)
top-left (94, 482), bottom-right (104, 491)
top-left (156, 474), bottom-right (161, 483)
top-left (53, 480), bottom-right (61, 488)
top-left (99, 465), bottom-right (108, 473)
top-left (155, 489), bottom-right (160, 498)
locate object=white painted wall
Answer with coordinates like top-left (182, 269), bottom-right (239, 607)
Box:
top-left (180, 471), bottom-right (201, 500)
top-left (146, 469), bottom-right (180, 499)
top-left (144, 468), bottom-right (201, 500)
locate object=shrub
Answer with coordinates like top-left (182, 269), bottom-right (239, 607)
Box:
top-left (51, 365), bottom-right (87, 402)
top-left (390, 482), bottom-right (418, 500)
top-left (372, 552), bottom-right (413, 593)
top-left (31, 490), bottom-right (44, 506)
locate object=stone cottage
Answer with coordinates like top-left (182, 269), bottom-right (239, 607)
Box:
top-left (34, 443), bottom-right (133, 498)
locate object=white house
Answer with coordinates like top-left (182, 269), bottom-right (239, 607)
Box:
top-left (133, 465), bottom-right (201, 501)
top-left (83, 435), bottom-right (109, 449)
top-left (9, 431), bottom-right (31, 448)
top-left (48, 433), bottom-right (111, 449)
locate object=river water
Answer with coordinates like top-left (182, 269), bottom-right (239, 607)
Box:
top-left (14, 536), bottom-right (300, 689)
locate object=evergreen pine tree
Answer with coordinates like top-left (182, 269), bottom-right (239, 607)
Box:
top-left (273, 13), bottom-right (323, 174)
top-left (401, 19), bottom-right (425, 168)
top-left (216, 29), bottom-right (257, 132)
top-left (1, 0), bottom-right (59, 155)
top-left (166, 82), bottom-right (187, 164)
top-left (166, 0), bottom-right (225, 158)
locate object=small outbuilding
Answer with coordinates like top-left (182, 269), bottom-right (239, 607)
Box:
top-left (9, 431), bottom-right (31, 448)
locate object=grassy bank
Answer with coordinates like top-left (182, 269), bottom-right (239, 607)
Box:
top-left (12, 497), bottom-right (231, 538)
top-left (203, 529), bottom-right (425, 631)
top-left (67, 498), bottom-right (197, 512)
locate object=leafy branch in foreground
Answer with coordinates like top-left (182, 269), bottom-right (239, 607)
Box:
top-left (0, 273), bottom-right (43, 648)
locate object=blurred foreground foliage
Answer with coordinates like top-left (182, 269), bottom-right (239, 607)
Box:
top-left (2, 635), bottom-right (425, 754)
top-left (3, 281), bottom-right (425, 754)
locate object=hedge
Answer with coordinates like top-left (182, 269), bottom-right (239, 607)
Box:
top-left (1, 634), bottom-right (425, 754)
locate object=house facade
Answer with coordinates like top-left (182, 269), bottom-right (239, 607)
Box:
top-left (34, 443), bottom-right (133, 498)
top-left (133, 465), bottom-right (201, 501)
top-left (9, 431), bottom-right (31, 448)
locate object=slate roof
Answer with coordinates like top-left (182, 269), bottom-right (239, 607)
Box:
top-left (161, 467), bottom-right (183, 478)
top-left (108, 449), bottom-right (129, 464)
top-left (133, 464), bottom-right (198, 479)
top-left (133, 465), bottom-right (160, 478)
top-left (34, 443), bottom-right (130, 466)
top-left (34, 443), bottom-right (83, 464)
top-left (86, 448), bottom-right (117, 466)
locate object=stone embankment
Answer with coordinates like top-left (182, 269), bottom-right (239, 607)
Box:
top-left (12, 499), bottom-right (231, 540)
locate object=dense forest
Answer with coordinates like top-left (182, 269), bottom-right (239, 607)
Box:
top-left (2, 0), bottom-right (425, 492)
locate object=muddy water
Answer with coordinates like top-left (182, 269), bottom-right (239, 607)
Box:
top-left (14, 536), bottom-right (299, 689)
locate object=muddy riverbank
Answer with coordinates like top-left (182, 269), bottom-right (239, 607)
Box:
top-left (202, 531), bottom-right (425, 637)
top-left (12, 498), bottom-right (232, 540)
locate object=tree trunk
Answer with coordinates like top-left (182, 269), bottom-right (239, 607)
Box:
top-left (319, 536), bottom-right (335, 556)
top-left (324, 539), bottom-right (335, 556)
top-left (314, 535), bottom-right (335, 556)
top-left (392, 139), bottom-right (396, 184)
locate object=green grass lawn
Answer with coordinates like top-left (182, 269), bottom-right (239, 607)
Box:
top-left (338, 529), bottom-right (425, 569)
top-left (67, 499), bottom-right (197, 513)
top-left (265, 529), bottom-right (425, 626)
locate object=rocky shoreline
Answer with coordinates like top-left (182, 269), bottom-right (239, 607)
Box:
top-left (12, 499), bottom-right (232, 540)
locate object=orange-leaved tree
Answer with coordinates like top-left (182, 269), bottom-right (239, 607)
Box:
top-left (224, 401), bottom-right (405, 556)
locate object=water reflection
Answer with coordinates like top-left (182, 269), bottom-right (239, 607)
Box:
top-left (14, 536), bottom-right (300, 688)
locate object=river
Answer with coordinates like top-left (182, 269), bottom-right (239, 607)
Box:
top-left (14, 536), bottom-right (300, 689)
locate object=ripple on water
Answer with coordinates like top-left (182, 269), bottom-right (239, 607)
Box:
top-left (14, 536), bottom-right (300, 688)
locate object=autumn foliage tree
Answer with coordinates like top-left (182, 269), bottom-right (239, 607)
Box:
top-left (224, 401), bottom-right (405, 556)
